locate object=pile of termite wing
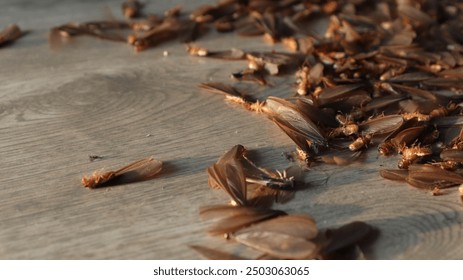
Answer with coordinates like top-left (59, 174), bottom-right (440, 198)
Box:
top-left (192, 144), bottom-right (375, 259)
top-left (42, 0), bottom-right (463, 258)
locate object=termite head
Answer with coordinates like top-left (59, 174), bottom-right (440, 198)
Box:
top-left (296, 147), bottom-right (309, 162)
top-left (186, 44), bottom-right (208, 56)
top-left (127, 34), bottom-right (137, 44)
top-left (349, 134), bottom-right (372, 152)
top-left (81, 171), bottom-right (115, 188)
top-left (378, 141), bottom-right (395, 156)
top-left (343, 124), bottom-right (359, 136)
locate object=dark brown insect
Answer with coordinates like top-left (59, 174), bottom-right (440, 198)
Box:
top-left (81, 157), bottom-right (162, 188)
top-left (0, 24), bottom-right (23, 47)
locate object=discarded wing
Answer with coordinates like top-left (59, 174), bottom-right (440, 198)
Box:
top-left (233, 214), bottom-right (318, 259)
top-left (199, 204), bottom-right (286, 235)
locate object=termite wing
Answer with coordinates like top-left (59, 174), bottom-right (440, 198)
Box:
top-left (207, 144), bottom-right (304, 206)
top-left (232, 214), bottom-right (319, 259)
top-left (81, 157), bottom-right (162, 188)
top-left (264, 96), bottom-right (328, 160)
top-left (198, 82), bottom-right (264, 112)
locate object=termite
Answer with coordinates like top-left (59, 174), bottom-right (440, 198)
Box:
top-left (330, 114), bottom-right (359, 138)
top-left (81, 157), bottom-right (162, 188)
top-left (398, 146), bottom-right (432, 169)
top-left (198, 82), bottom-right (265, 113)
top-left (349, 134), bottom-right (372, 151)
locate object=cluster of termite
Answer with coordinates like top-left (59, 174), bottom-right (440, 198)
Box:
top-left (184, 0), bottom-right (463, 201)
top-left (17, 0), bottom-right (463, 258)
top-left (192, 144), bottom-right (375, 260)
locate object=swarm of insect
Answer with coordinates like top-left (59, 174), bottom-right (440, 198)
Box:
top-left (81, 157), bottom-right (162, 188)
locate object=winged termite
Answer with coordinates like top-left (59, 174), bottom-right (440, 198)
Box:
top-left (349, 135), bottom-right (372, 151)
top-left (231, 68), bottom-right (268, 86)
top-left (0, 24), bottom-right (23, 47)
top-left (265, 96), bottom-right (328, 159)
top-left (245, 51), bottom-right (304, 76)
top-left (199, 205), bottom-right (286, 236)
top-left (233, 214), bottom-right (318, 259)
top-left (329, 114), bottom-right (359, 138)
top-left (81, 157), bottom-right (163, 188)
top-left (122, 0), bottom-right (144, 19)
top-left (249, 11), bottom-right (281, 43)
top-left (198, 82), bottom-right (264, 112)
top-left (190, 245), bottom-right (246, 260)
top-left (128, 18), bottom-right (193, 52)
top-left (187, 46), bottom-right (246, 60)
top-left (296, 63), bottom-right (324, 96)
top-left (398, 146), bottom-right (432, 169)
top-left (240, 156), bottom-right (301, 191)
top-left (207, 145), bottom-right (248, 206)
top-left (49, 21), bottom-right (128, 48)
top-left (378, 125), bottom-right (428, 156)
top-left (190, 0), bottom-right (240, 23)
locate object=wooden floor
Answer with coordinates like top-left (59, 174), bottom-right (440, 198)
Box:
top-left (1, 0), bottom-right (462, 260)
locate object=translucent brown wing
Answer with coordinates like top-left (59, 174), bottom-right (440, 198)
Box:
top-left (199, 205), bottom-right (286, 235)
top-left (81, 157), bottom-right (162, 188)
top-left (233, 214), bottom-right (318, 259)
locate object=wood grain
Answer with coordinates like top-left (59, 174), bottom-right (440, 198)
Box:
top-left (1, 0), bottom-right (462, 259)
